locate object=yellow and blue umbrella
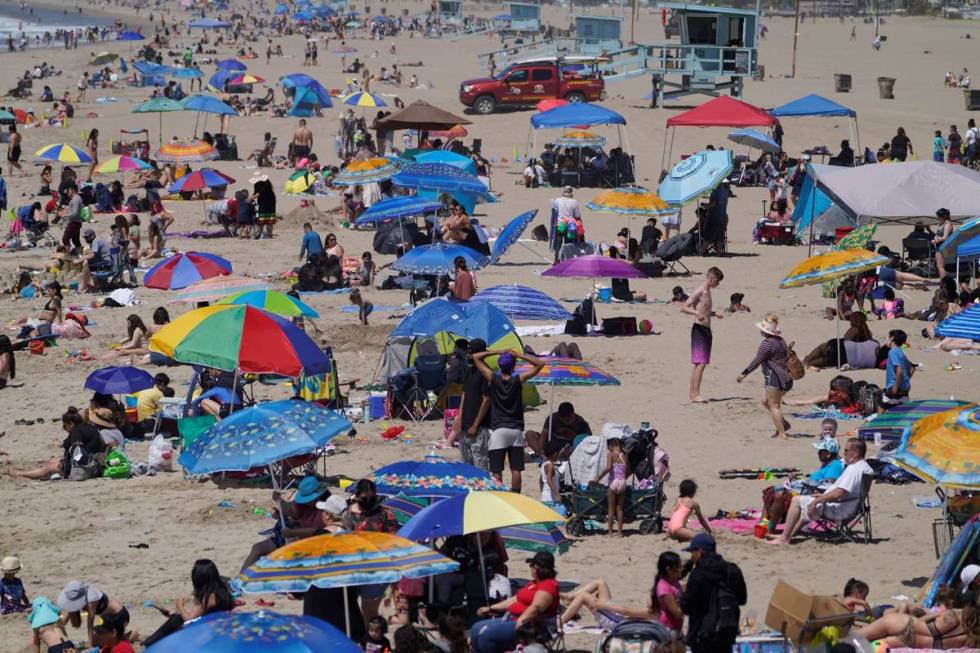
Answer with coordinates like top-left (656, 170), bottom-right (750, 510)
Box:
top-left (232, 532), bottom-right (460, 594)
top-left (587, 187), bottom-right (672, 216)
top-left (896, 404), bottom-right (980, 489)
top-left (778, 248), bottom-right (887, 288)
top-left (332, 157), bottom-right (402, 185)
top-left (397, 491), bottom-right (564, 540)
top-left (343, 91), bottom-right (387, 108)
top-left (35, 143), bottom-right (92, 164)
top-left (371, 454), bottom-right (507, 496)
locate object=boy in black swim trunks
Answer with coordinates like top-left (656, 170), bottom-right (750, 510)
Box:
top-left (681, 266), bottom-right (724, 403)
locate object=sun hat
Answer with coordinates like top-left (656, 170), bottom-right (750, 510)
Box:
top-left (1, 556), bottom-right (22, 573)
top-left (682, 533), bottom-right (716, 552)
top-left (88, 407), bottom-right (115, 429)
top-left (293, 476), bottom-right (330, 504)
top-left (28, 596), bottom-right (62, 629)
top-left (57, 581), bottom-right (103, 613)
top-left (249, 173), bottom-right (270, 184)
top-left (561, 186), bottom-right (574, 197)
top-left (813, 438), bottom-right (840, 454)
top-left (960, 564), bottom-right (980, 593)
top-left (315, 495), bottom-right (348, 517)
top-left (756, 315), bottom-right (781, 337)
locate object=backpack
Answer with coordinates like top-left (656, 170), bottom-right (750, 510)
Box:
top-left (699, 561), bottom-right (746, 640)
top-left (853, 381), bottom-right (882, 415)
top-left (67, 443), bottom-right (101, 481)
top-left (786, 343), bottom-right (805, 381)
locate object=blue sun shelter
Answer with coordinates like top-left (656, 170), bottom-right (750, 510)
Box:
top-left (289, 85), bottom-right (324, 117)
top-left (771, 94), bottom-right (860, 161)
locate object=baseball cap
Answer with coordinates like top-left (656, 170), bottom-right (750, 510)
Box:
top-left (682, 533), bottom-right (716, 552)
top-left (812, 438), bottom-right (839, 454)
top-left (315, 495), bottom-right (348, 517)
top-left (82, 227), bottom-right (96, 239)
top-left (960, 564), bottom-right (980, 593)
top-left (525, 551), bottom-right (555, 569)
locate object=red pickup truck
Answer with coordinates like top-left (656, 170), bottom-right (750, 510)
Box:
top-left (459, 56), bottom-right (605, 115)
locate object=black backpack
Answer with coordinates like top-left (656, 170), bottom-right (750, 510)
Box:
top-left (853, 380), bottom-right (882, 415)
top-left (700, 561), bottom-right (746, 639)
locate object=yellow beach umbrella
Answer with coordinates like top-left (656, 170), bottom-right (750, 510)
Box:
top-left (895, 404), bottom-right (980, 489)
top-left (778, 248), bottom-right (888, 289)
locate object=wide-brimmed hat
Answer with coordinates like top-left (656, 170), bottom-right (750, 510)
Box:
top-left (249, 173), bottom-right (270, 184)
top-left (1, 556), bottom-right (21, 572)
top-left (29, 596), bottom-right (62, 629)
top-left (756, 315), bottom-right (781, 337)
top-left (561, 186), bottom-right (574, 197)
top-left (57, 580), bottom-right (103, 612)
top-left (88, 407), bottom-right (115, 429)
top-left (315, 495), bottom-right (348, 517)
top-left (294, 476), bottom-right (330, 504)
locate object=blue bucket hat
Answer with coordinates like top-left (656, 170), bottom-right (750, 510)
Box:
top-left (28, 596), bottom-right (61, 629)
top-left (294, 476), bottom-right (330, 504)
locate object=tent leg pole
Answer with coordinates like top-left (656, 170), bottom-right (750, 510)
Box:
top-left (344, 586), bottom-right (351, 637)
top-left (476, 534), bottom-right (489, 604)
top-left (835, 284), bottom-right (841, 370)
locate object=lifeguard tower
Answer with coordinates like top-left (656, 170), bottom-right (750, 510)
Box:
top-left (507, 2), bottom-right (541, 34)
top-left (439, 0), bottom-right (462, 21)
top-left (574, 15), bottom-right (623, 53)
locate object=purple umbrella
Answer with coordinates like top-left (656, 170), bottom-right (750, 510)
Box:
top-left (541, 255), bottom-right (647, 279)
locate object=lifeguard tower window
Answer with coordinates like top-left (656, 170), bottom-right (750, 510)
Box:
top-left (532, 69), bottom-right (554, 81)
top-left (687, 16), bottom-right (718, 45)
top-left (728, 17), bottom-right (745, 46)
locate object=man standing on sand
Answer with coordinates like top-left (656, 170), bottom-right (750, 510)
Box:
top-left (291, 119), bottom-right (313, 166)
top-left (681, 266), bottom-right (724, 403)
top-left (6, 125), bottom-right (22, 177)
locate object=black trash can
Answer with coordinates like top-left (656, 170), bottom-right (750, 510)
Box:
top-left (834, 73), bottom-right (852, 92)
top-left (965, 89), bottom-right (980, 111)
top-left (877, 77), bottom-right (896, 99)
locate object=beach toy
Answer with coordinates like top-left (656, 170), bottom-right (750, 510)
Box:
top-left (596, 287), bottom-right (612, 303)
top-left (638, 319), bottom-right (652, 333)
top-left (382, 425), bottom-right (405, 441)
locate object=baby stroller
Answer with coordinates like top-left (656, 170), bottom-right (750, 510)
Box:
top-left (596, 620), bottom-right (673, 653)
top-left (14, 204), bottom-right (57, 248)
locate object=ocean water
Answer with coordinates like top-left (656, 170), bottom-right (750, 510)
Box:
top-left (0, 3), bottom-right (113, 39)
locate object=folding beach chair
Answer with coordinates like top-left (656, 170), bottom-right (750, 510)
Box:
top-left (812, 473), bottom-right (874, 544)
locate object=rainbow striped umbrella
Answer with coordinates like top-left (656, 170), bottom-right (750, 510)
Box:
top-left (514, 356), bottom-right (620, 387)
top-left (144, 251), bottom-right (232, 290)
top-left (778, 249), bottom-right (887, 289)
top-left (896, 404), bottom-right (980, 489)
top-left (554, 130), bottom-right (606, 149)
top-left (332, 157), bottom-right (402, 185)
top-left (156, 139), bottom-right (220, 163)
top-left (35, 143), bottom-right (92, 164)
top-left (216, 289), bottom-right (319, 318)
top-left (170, 276), bottom-right (271, 304)
top-left (587, 187), bottom-right (672, 216)
top-left (229, 73), bottom-right (266, 85)
top-left (232, 532), bottom-right (459, 594)
top-left (149, 305), bottom-right (330, 376)
top-left (167, 168), bottom-right (236, 193)
top-left (96, 155), bottom-right (151, 174)
top-left (343, 91), bottom-right (386, 108)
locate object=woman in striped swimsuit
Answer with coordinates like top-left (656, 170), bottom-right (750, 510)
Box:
top-left (737, 315), bottom-right (793, 439)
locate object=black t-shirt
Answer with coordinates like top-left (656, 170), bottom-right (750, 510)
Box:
top-left (62, 423), bottom-right (106, 457)
top-left (890, 134), bottom-right (911, 155)
top-left (611, 277), bottom-right (632, 302)
top-left (542, 412), bottom-right (592, 442)
top-left (489, 373), bottom-right (524, 430)
top-left (303, 585), bottom-right (365, 642)
top-left (459, 370), bottom-right (490, 431)
top-left (361, 635), bottom-right (391, 653)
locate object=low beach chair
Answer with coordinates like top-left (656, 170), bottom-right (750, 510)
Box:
top-left (811, 473), bottom-right (875, 544)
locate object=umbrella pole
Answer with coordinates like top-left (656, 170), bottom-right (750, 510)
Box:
top-left (344, 586), bottom-right (351, 637)
top-left (268, 463), bottom-right (287, 529)
top-left (159, 112), bottom-right (163, 148)
top-left (475, 533), bottom-right (489, 605)
top-left (230, 369), bottom-right (239, 415)
top-left (835, 284), bottom-right (842, 370)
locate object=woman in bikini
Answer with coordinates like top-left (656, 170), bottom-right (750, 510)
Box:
top-left (441, 205), bottom-right (472, 244)
top-left (100, 314), bottom-right (149, 360)
top-left (855, 606), bottom-right (980, 650)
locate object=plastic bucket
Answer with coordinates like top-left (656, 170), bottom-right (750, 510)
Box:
top-left (597, 287), bottom-right (612, 302)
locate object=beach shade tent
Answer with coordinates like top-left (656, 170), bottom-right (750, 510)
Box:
top-left (216, 289), bottom-right (319, 318)
top-left (142, 610), bottom-right (361, 653)
top-left (770, 93), bottom-right (860, 156)
top-left (370, 454), bottom-right (507, 497)
top-left (144, 251), bottom-right (232, 290)
top-left (791, 173), bottom-right (857, 243)
top-left (895, 403), bottom-right (980, 489)
top-left (280, 74), bottom-right (333, 108)
top-left (858, 399), bottom-right (971, 443)
top-left (333, 157), bottom-right (403, 185)
top-left (660, 96), bottom-right (777, 169)
top-left (181, 94), bottom-right (238, 136)
top-left (132, 97), bottom-right (185, 147)
top-left (528, 103), bottom-right (629, 172)
top-left (727, 128), bottom-right (780, 155)
top-left (471, 285), bottom-right (572, 321)
top-left (936, 303), bottom-right (980, 341)
top-left (117, 31), bottom-right (145, 41)
top-left (390, 242), bottom-right (490, 275)
top-left (167, 168), bottom-right (235, 193)
top-left (657, 149), bottom-right (734, 205)
top-left (490, 209), bottom-right (540, 264)
top-left (132, 61), bottom-right (172, 87)
top-left (95, 155), bottom-right (151, 174)
top-left (937, 217), bottom-right (980, 281)
top-left (155, 139), bottom-right (220, 163)
top-left (374, 100), bottom-right (471, 136)
top-left (34, 143), bottom-right (92, 164)
top-left (85, 365), bottom-right (154, 394)
top-left (806, 161), bottom-right (980, 225)
top-left (289, 85), bottom-right (325, 117)
top-left (149, 305), bottom-right (331, 376)
top-left (171, 275), bottom-right (271, 304)
top-left (188, 17), bottom-right (233, 29)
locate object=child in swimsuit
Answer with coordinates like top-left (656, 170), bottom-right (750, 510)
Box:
top-left (595, 438), bottom-right (630, 537)
top-left (666, 479), bottom-right (712, 543)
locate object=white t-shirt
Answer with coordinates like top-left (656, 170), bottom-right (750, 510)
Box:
top-left (552, 197), bottom-right (580, 221)
top-left (966, 127), bottom-right (979, 146)
top-left (822, 459), bottom-right (872, 519)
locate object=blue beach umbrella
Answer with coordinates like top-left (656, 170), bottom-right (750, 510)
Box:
top-left (938, 216), bottom-right (980, 257)
top-left (657, 149), bottom-right (735, 205)
top-left (471, 285), bottom-right (572, 321)
top-left (391, 297), bottom-right (515, 343)
top-left (390, 243), bottom-right (489, 275)
top-left (181, 94), bottom-right (238, 115)
top-left (371, 454), bottom-right (507, 497)
top-left (392, 163), bottom-right (489, 196)
top-left (294, 10), bottom-right (315, 21)
top-left (936, 304), bottom-right (980, 341)
top-left (491, 209), bottom-right (538, 264)
top-left (117, 31), bottom-right (145, 41)
top-left (170, 67), bottom-right (204, 79)
top-left (216, 58), bottom-right (247, 71)
top-left (727, 128), bottom-right (780, 154)
top-left (275, 3), bottom-right (289, 14)
top-left (85, 366), bottom-right (154, 394)
top-left (354, 196), bottom-right (443, 225)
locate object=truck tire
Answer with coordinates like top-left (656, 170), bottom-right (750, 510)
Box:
top-left (474, 95), bottom-right (496, 115)
top-left (565, 92), bottom-right (586, 103)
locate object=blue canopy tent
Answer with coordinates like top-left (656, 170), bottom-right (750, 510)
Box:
top-left (529, 103), bottom-right (631, 179)
top-left (770, 93), bottom-right (861, 160)
top-left (288, 85), bottom-right (324, 117)
top-left (791, 173), bottom-right (857, 242)
top-left (133, 61), bottom-right (172, 86)
top-left (280, 73), bottom-right (333, 108)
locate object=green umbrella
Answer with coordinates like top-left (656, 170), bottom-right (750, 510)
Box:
top-left (0, 110), bottom-right (14, 121)
top-left (132, 98), bottom-right (185, 147)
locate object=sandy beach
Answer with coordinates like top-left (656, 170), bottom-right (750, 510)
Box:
top-left (0, 1), bottom-right (978, 649)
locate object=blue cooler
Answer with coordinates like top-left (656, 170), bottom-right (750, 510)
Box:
top-left (369, 393), bottom-right (387, 420)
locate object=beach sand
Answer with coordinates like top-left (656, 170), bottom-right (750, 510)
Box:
top-left (0, 2), bottom-right (976, 648)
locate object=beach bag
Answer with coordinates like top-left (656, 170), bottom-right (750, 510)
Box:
top-left (102, 450), bottom-right (131, 479)
top-left (67, 443), bottom-right (101, 481)
top-left (786, 342), bottom-right (805, 381)
top-left (854, 381), bottom-right (882, 415)
top-left (148, 433), bottom-right (174, 471)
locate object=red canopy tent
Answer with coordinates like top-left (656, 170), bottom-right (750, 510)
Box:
top-left (661, 96), bottom-right (777, 169)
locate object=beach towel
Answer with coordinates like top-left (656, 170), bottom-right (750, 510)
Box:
top-left (789, 407), bottom-right (865, 421)
top-left (297, 288), bottom-right (354, 296)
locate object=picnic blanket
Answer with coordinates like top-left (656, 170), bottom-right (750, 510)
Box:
top-left (169, 229), bottom-right (231, 239)
top-left (790, 407), bottom-right (865, 421)
top-left (297, 288), bottom-right (353, 296)
top-left (857, 399), bottom-right (971, 442)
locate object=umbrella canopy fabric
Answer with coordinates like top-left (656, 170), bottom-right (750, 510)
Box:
top-left (85, 366), bottom-right (154, 394)
top-left (280, 74), bottom-right (333, 107)
top-left (371, 455), bottom-right (507, 496)
top-left (727, 128), bottom-right (780, 154)
top-left (657, 149), bottom-right (734, 205)
top-left (34, 143), bottom-right (92, 164)
top-left (857, 399), bottom-right (971, 443)
top-left (390, 243), bottom-right (490, 275)
top-left (955, 233), bottom-right (980, 259)
top-left (142, 610), bottom-right (360, 653)
top-left (354, 196), bottom-right (443, 224)
top-left (344, 91), bottom-right (387, 107)
top-left (178, 400), bottom-right (350, 474)
top-left (807, 162), bottom-right (980, 223)
top-left (233, 532), bottom-right (459, 593)
top-left (168, 168), bottom-right (236, 193)
top-left (412, 150), bottom-right (477, 175)
top-left (171, 276), bottom-right (271, 304)
top-left (0, 109), bottom-right (15, 121)
top-left (554, 130), bottom-right (606, 148)
top-left (398, 491), bottom-right (564, 539)
top-left (938, 216), bottom-right (980, 256)
top-left (96, 155), bottom-right (151, 174)
top-left (770, 93), bottom-right (856, 118)
top-left (586, 187), bottom-right (671, 216)
top-left (514, 356), bottom-right (620, 386)
top-left (531, 103), bottom-right (626, 129)
top-left (392, 163), bottom-right (488, 195)
top-left (216, 289), bottom-right (319, 318)
top-left (895, 404), bottom-right (980, 489)
top-left (374, 100), bottom-right (471, 132)
top-left (665, 96), bottom-right (777, 128)
top-left (188, 18), bottom-right (232, 28)
top-left (150, 305), bottom-right (330, 375)
top-left (391, 297), bottom-right (514, 341)
top-left (490, 210), bottom-right (537, 264)
top-left (471, 285), bottom-right (571, 321)
top-left (181, 94), bottom-right (238, 116)
top-left (936, 304), bottom-right (980, 341)
top-left (778, 249), bottom-right (887, 289)
top-left (170, 67), bottom-right (204, 79)
top-left (144, 251), bottom-right (232, 290)
top-left (133, 97), bottom-right (184, 114)
top-left (216, 58), bottom-right (247, 71)
top-left (156, 140), bottom-right (220, 163)
top-left (429, 124), bottom-right (468, 139)
top-left (117, 31), bottom-right (145, 41)
top-left (332, 157), bottom-right (402, 185)
top-left (542, 255), bottom-right (647, 279)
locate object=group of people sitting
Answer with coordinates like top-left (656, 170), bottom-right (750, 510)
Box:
top-left (524, 144), bottom-right (634, 189)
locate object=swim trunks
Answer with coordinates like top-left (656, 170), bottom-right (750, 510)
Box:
top-left (691, 323), bottom-right (712, 365)
top-left (293, 144), bottom-right (311, 159)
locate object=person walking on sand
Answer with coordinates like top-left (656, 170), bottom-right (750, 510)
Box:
top-left (76, 71), bottom-right (88, 102)
top-left (681, 266), bottom-right (724, 403)
top-left (737, 315), bottom-right (793, 439)
top-left (6, 125), bottom-right (22, 177)
top-left (291, 119), bottom-right (313, 166)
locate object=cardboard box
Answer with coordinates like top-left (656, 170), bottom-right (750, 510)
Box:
top-left (765, 580), bottom-right (853, 645)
